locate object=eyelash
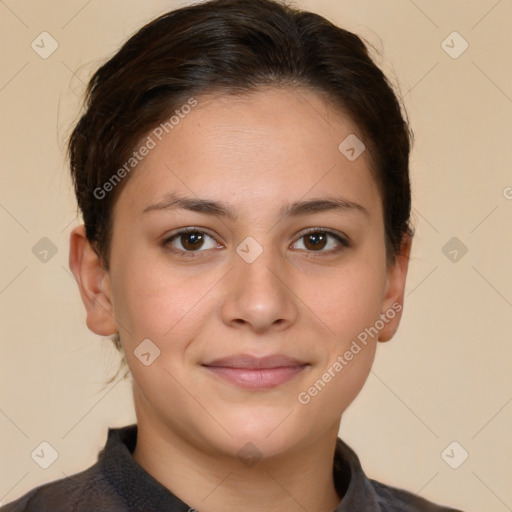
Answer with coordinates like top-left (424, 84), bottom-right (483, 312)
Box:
top-left (162, 227), bottom-right (350, 258)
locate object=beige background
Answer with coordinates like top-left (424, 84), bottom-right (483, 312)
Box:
top-left (1, 0), bottom-right (511, 510)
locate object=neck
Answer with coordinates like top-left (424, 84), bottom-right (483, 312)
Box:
top-left (132, 410), bottom-right (342, 512)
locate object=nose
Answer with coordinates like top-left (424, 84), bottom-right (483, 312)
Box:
top-left (219, 242), bottom-right (298, 335)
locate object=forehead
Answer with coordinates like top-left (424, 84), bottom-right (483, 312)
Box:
top-left (115, 87), bottom-right (381, 219)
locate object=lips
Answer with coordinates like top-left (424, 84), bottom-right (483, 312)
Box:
top-left (202, 354), bottom-right (309, 389)
top-left (204, 354), bottom-right (307, 369)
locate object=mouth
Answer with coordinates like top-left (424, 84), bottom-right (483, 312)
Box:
top-left (201, 354), bottom-right (310, 389)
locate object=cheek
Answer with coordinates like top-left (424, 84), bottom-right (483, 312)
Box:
top-left (109, 251), bottom-right (225, 348)
top-left (300, 257), bottom-right (386, 414)
top-left (296, 271), bottom-right (381, 418)
top-left (302, 262), bottom-right (386, 343)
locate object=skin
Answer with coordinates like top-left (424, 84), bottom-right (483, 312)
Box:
top-left (69, 87), bottom-right (411, 512)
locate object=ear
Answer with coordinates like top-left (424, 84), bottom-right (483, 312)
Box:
top-left (69, 225), bottom-right (118, 336)
top-left (378, 233), bottom-right (413, 342)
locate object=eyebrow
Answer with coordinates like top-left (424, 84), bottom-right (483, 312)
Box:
top-left (142, 193), bottom-right (369, 220)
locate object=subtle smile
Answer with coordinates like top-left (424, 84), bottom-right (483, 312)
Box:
top-left (202, 354), bottom-right (310, 389)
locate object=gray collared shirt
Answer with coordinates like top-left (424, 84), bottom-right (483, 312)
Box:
top-left (1, 424), bottom-right (464, 511)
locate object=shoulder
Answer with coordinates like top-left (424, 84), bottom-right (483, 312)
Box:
top-left (333, 437), bottom-right (465, 512)
top-left (0, 464), bottom-right (125, 512)
top-left (1, 425), bottom-right (140, 512)
top-left (368, 478), bottom-right (464, 512)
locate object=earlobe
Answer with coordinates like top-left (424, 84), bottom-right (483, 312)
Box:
top-left (69, 225), bottom-right (118, 336)
top-left (378, 233), bottom-right (413, 342)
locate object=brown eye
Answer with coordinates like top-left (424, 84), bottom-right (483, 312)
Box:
top-left (292, 229), bottom-right (349, 253)
top-left (163, 229), bottom-right (218, 256)
top-left (179, 232), bottom-right (205, 251)
top-left (303, 232), bottom-right (328, 251)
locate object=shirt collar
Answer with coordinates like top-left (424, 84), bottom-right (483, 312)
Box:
top-left (98, 424), bottom-right (379, 511)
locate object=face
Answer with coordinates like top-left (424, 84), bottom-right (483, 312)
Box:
top-left (72, 87), bottom-right (410, 461)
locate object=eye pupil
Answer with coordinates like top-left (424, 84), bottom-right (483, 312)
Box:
top-left (305, 232), bottom-right (327, 250)
top-left (181, 232), bottom-right (204, 250)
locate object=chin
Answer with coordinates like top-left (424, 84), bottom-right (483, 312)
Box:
top-left (210, 408), bottom-right (310, 458)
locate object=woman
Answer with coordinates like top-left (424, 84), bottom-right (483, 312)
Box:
top-left (1, 0), bottom-right (463, 510)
